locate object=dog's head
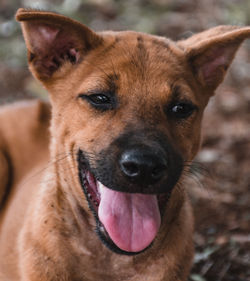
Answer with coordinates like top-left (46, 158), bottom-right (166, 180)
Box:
top-left (16, 9), bottom-right (250, 255)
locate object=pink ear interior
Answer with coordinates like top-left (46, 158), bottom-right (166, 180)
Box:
top-left (37, 24), bottom-right (59, 42)
top-left (25, 22), bottom-right (81, 78)
top-left (198, 44), bottom-right (238, 86)
top-left (27, 23), bottom-right (60, 54)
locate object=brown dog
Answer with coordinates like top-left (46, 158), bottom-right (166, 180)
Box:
top-left (0, 8), bottom-right (249, 281)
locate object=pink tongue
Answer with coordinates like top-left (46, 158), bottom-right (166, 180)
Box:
top-left (98, 183), bottom-right (161, 252)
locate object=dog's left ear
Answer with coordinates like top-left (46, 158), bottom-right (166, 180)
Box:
top-left (178, 26), bottom-right (250, 93)
top-left (16, 8), bottom-right (103, 82)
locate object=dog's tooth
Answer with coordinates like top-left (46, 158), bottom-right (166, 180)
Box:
top-left (96, 181), bottom-right (103, 193)
top-left (87, 193), bottom-right (92, 199)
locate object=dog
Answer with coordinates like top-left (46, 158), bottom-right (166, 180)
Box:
top-left (0, 8), bottom-right (249, 281)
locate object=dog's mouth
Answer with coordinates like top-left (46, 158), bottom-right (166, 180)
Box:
top-left (78, 152), bottom-right (171, 255)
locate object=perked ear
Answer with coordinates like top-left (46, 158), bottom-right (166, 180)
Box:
top-left (178, 26), bottom-right (250, 92)
top-left (16, 9), bottom-right (103, 81)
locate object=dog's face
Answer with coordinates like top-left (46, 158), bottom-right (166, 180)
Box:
top-left (16, 9), bottom-right (250, 255)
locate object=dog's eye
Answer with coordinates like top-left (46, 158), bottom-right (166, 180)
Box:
top-left (79, 93), bottom-right (115, 111)
top-left (168, 102), bottom-right (197, 119)
top-left (88, 94), bottom-right (110, 105)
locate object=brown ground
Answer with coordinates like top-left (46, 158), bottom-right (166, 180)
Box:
top-left (0, 1), bottom-right (250, 280)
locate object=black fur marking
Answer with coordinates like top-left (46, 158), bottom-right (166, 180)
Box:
top-left (93, 128), bottom-right (183, 194)
top-left (105, 73), bottom-right (119, 95)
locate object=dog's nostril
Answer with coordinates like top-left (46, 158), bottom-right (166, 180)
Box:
top-left (122, 162), bottom-right (140, 177)
top-left (151, 164), bottom-right (166, 180)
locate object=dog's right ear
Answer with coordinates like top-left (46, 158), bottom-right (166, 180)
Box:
top-left (16, 9), bottom-right (103, 82)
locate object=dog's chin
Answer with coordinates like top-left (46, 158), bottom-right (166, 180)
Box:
top-left (77, 152), bottom-right (172, 256)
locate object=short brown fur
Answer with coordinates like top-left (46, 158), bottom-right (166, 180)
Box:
top-left (0, 8), bottom-right (249, 281)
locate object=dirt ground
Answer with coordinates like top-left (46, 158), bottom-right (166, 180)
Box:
top-left (0, 1), bottom-right (250, 280)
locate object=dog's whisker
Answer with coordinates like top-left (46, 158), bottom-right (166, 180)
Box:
top-left (183, 160), bottom-right (211, 178)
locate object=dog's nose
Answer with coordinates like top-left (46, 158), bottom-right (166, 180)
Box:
top-left (119, 147), bottom-right (167, 185)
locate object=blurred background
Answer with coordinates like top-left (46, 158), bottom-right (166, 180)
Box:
top-left (0, 0), bottom-right (250, 280)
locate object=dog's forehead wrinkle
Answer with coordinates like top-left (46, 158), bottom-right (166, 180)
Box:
top-left (100, 33), bottom-right (179, 76)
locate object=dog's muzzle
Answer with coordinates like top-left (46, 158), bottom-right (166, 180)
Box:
top-left (78, 129), bottom-right (183, 255)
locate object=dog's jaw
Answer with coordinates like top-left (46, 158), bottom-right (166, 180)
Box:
top-left (77, 151), bottom-right (172, 255)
